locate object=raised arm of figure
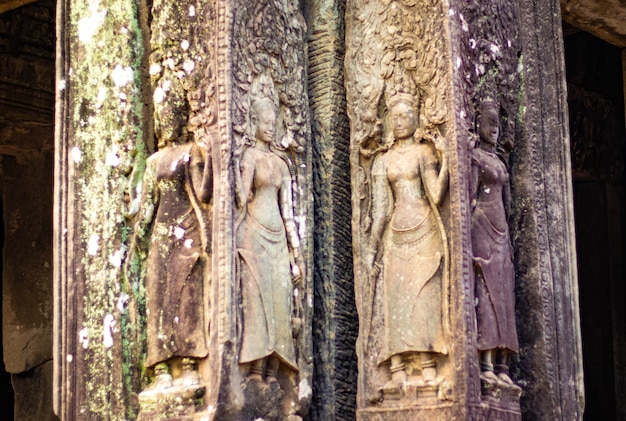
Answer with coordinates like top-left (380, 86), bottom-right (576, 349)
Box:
top-left (421, 141), bottom-right (449, 206)
top-left (235, 149), bottom-right (255, 210)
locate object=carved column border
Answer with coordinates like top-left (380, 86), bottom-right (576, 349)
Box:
top-left (513, 0), bottom-right (584, 419)
top-left (54, 0), bottom-right (151, 418)
top-left (305, 0), bottom-right (357, 419)
top-left (53, 0), bottom-right (70, 416)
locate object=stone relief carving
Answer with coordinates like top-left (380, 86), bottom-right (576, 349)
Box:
top-left (229, 2), bottom-right (312, 419)
top-left (452, 0), bottom-right (524, 412)
top-left (235, 89), bottom-right (304, 383)
top-left (124, 0), bottom-right (218, 417)
top-left (346, 0), bottom-right (454, 410)
top-left (470, 100), bottom-right (521, 398)
top-left (366, 91), bottom-right (449, 396)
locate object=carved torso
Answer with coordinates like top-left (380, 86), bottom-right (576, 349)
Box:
top-left (386, 143), bottom-right (430, 230)
top-left (244, 147), bottom-right (288, 232)
top-left (471, 146), bottom-right (518, 353)
top-left (473, 147), bottom-right (508, 233)
top-left (236, 145), bottom-right (297, 370)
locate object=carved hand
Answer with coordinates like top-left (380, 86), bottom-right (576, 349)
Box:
top-left (363, 247), bottom-right (376, 271)
top-left (292, 254), bottom-right (305, 289)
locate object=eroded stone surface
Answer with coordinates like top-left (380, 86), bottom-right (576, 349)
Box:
top-left (561, 0), bottom-right (626, 48)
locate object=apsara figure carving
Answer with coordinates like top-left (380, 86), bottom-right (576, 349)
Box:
top-left (365, 90), bottom-right (449, 394)
top-left (470, 100), bottom-right (519, 386)
top-left (235, 94), bottom-right (304, 386)
top-left (131, 89), bottom-right (213, 396)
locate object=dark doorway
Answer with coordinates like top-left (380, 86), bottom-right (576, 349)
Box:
top-left (564, 27), bottom-right (626, 421)
top-left (0, 1), bottom-right (56, 420)
top-left (0, 200), bottom-right (14, 420)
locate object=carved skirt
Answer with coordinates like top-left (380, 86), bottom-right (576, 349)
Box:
top-left (145, 211), bottom-right (209, 368)
top-left (379, 211), bottom-right (445, 364)
top-left (471, 203), bottom-right (519, 353)
top-left (237, 212), bottom-right (297, 371)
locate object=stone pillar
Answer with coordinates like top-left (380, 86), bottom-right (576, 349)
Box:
top-left (55, 0), bottom-right (313, 420)
top-left (54, 0), bottom-right (150, 417)
top-left (345, 0), bottom-right (584, 419)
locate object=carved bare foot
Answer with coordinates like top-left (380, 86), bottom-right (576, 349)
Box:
top-left (497, 372), bottom-right (514, 385)
top-left (265, 356), bottom-right (280, 387)
top-left (181, 358), bottom-right (201, 387)
top-left (391, 366), bottom-right (407, 387)
top-left (422, 367), bottom-right (436, 384)
top-left (381, 379), bottom-right (401, 395)
top-left (247, 360), bottom-right (264, 382)
top-left (152, 362), bottom-right (173, 390)
top-left (480, 370), bottom-right (498, 383)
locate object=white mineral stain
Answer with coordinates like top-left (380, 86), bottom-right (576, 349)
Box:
top-left (58, 79), bottom-right (66, 91)
top-left (71, 146), bottom-right (82, 163)
top-left (149, 63), bottom-right (162, 76)
top-left (96, 86), bottom-right (107, 108)
top-left (183, 59), bottom-right (195, 73)
top-left (106, 145), bottom-right (120, 167)
top-left (459, 13), bottom-right (469, 32)
top-left (174, 226), bottom-right (185, 239)
top-left (299, 378), bottom-right (312, 400)
top-left (109, 248), bottom-right (123, 268)
top-left (181, 40), bottom-right (190, 50)
top-left (66, 354), bottom-right (73, 363)
top-left (112, 64), bottom-right (134, 87)
top-left (456, 57), bottom-right (461, 69)
top-left (153, 86), bottom-right (165, 104)
top-left (77, 1), bottom-right (106, 43)
top-left (189, 5), bottom-right (196, 16)
top-left (184, 239), bottom-right (194, 249)
top-left (87, 234), bottom-right (100, 255)
top-left (117, 293), bottom-right (129, 313)
top-left (103, 314), bottom-right (115, 348)
top-left (79, 327), bottom-right (89, 349)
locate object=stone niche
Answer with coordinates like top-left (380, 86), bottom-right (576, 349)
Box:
top-left (53, 0), bottom-right (583, 420)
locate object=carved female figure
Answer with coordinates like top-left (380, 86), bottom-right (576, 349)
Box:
top-left (132, 96), bottom-right (212, 390)
top-left (366, 93), bottom-right (449, 391)
top-left (236, 97), bottom-right (303, 384)
top-left (470, 101), bottom-right (519, 384)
